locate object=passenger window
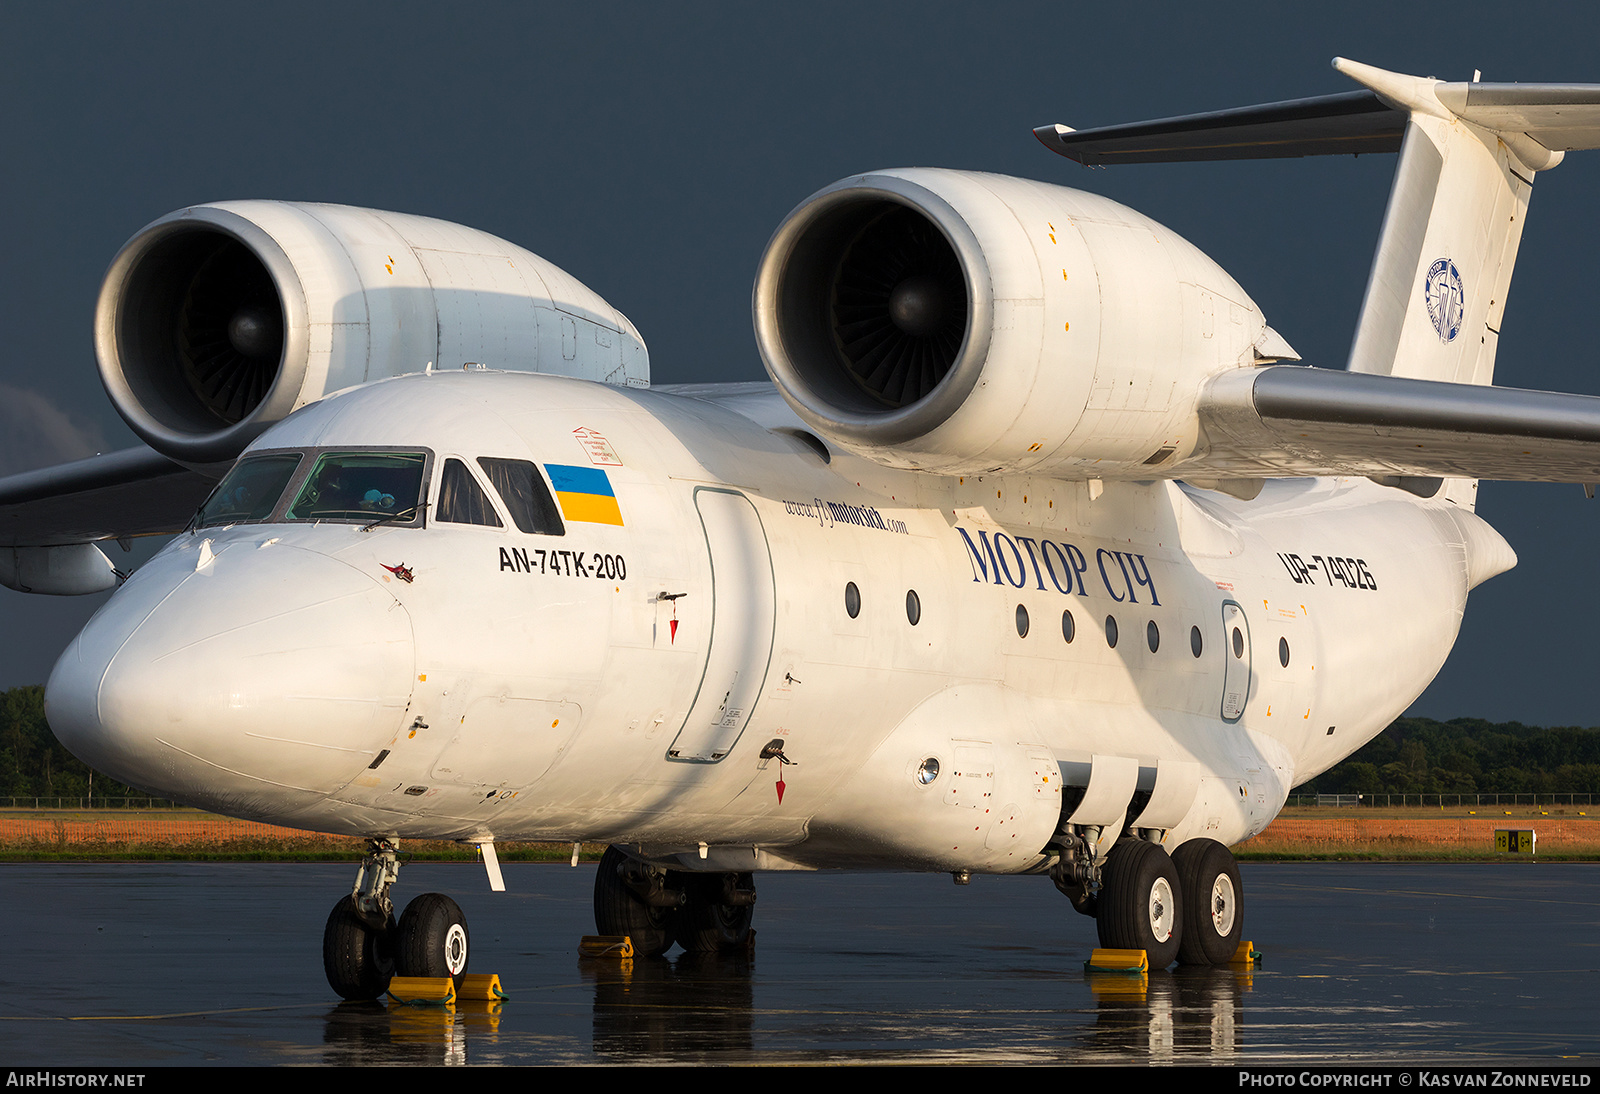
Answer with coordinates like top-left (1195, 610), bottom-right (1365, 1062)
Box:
top-left (478, 458), bottom-right (565, 536)
top-left (436, 459), bottom-right (503, 527)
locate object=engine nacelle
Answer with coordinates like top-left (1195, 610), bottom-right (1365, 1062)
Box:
top-left (95, 202), bottom-right (649, 465)
top-left (753, 169), bottom-right (1291, 477)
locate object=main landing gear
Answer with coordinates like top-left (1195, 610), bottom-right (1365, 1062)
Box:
top-left (1053, 834), bottom-right (1243, 969)
top-left (323, 839), bottom-right (471, 1000)
top-left (1171, 837), bottom-right (1243, 966)
top-left (593, 844), bottom-right (756, 957)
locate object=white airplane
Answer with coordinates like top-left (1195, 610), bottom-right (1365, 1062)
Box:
top-left (8, 59), bottom-right (1600, 997)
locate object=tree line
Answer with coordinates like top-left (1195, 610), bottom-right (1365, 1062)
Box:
top-left (1296, 717), bottom-right (1600, 796)
top-left (0, 686), bottom-right (139, 799)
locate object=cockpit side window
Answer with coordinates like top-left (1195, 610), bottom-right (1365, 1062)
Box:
top-left (286, 452), bottom-right (427, 524)
top-left (196, 453), bottom-right (303, 528)
top-left (436, 458), bottom-right (503, 527)
top-left (478, 457), bottom-right (565, 536)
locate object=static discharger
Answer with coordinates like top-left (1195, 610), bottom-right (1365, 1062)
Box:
top-left (579, 935), bottom-right (636, 959)
top-left (387, 976), bottom-right (456, 1007)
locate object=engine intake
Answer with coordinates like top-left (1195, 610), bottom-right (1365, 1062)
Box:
top-left (755, 169), bottom-right (1273, 478)
top-left (97, 202), bottom-right (648, 466)
top-left (756, 176), bottom-right (992, 447)
top-left (97, 211), bottom-right (308, 465)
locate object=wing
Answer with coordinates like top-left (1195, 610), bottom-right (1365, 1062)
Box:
top-left (1194, 366), bottom-right (1600, 484)
top-left (1034, 80), bottom-right (1600, 166)
top-left (0, 447), bottom-right (217, 548)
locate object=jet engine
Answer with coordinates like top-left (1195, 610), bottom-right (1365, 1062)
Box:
top-left (95, 202), bottom-right (649, 466)
top-left (753, 169), bottom-right (1294, 478)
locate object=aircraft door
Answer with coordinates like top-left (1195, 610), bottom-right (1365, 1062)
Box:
top-left (666, 488), bottom-right (776, 762)
top-left (1221, 600), bottom-right (1251, 722)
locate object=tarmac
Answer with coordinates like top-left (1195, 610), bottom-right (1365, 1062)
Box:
top-left (1, 860), bottom-right (1597, 1065)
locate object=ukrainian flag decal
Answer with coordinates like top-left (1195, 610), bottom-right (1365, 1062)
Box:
top-left (545, 464), bottom-right (624, 526)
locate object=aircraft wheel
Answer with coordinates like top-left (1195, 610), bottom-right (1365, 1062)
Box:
top-left (394, 892), bottom-right (470, 984)
top-left (594, 845), bottom-right (678, 957)
top-left (1096, 838), bottom-right (1183, 969)
top-left (322, 895), bottom-right (396, 1000)
top-left (674, 873), bottom-right (755, 952)
top-left (1173, 838), bottom-right (1243, 966)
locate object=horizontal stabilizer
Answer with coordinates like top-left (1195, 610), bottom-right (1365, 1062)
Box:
top-left (1195, 366), bottom-right (1600, 483)
top-left (1430, 83), bottom-right (1600, 153)
top-left (1035, 78), bottom-right (1600, 166)
top-left (1034, 90), bottom-right (1405, 164)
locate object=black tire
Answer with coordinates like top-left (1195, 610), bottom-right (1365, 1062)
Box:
top-left (1096, 838), bottom-right (1183, 969)
top-left (1172, 838), bottom-right (1243, 966)
top-left (322, 895), bottom-right (396, 1001)
top-left (394, 892), bottom-right (470, 985)
top-left (594, 845), bottom-right (678, 957)
top-left (674, 873), bottom-right (755, 952)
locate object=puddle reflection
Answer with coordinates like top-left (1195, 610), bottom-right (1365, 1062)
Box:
top-left (313, 953), bottom-right (1256, 1064)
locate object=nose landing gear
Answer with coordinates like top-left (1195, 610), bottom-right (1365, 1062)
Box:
top-left (395, 892), bottom-right (471, 982)
top-left (323, 895), bottom-right (396, 1001)
top-left (322, 839), bottom-right (472, 1000)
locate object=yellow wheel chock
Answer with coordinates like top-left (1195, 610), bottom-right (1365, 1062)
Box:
top-left (457, 973), bottom-right (506, 1001)
top-left (579, 935), bottom-right (636, 959)
top-left (1085, 948), bottom-right (1148, 973)
top-left (1230, 940), bottom-right (1261, 967)
top-left (387, 976), bottom-right (456, 1006)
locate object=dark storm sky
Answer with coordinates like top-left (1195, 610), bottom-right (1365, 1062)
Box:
top-left (2, 3), bottom-right (1598, 724)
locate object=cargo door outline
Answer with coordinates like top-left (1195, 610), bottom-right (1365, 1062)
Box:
top-left (1221, 599), bottom-right (1251, 723)
top-left (666, 488), bottom-right (777, 762)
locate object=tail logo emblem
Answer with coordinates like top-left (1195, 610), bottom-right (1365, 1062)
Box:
top-left (1424, 257), bottom-right (1465, 343)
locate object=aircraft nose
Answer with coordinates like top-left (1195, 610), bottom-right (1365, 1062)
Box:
top-left (47, 537), bottom-right (414, 813)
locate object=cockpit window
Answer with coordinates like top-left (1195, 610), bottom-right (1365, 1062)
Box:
top-left (478, 457), bottom-right (565, 536)
top-left (196, 453), bottom-right (303, 528)
top-left (436, 458), bottom-right (503, 527)
top-left (286, 452), bottom-right (427, 524)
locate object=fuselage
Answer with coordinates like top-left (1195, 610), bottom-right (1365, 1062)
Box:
top-left (45, 370), bottom-right (1511, 873)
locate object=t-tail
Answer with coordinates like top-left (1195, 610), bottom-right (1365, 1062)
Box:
top-left (1337, 57), bottom-right (1568, 391)
top-left (1035, 59), bottom-right (1600, 509)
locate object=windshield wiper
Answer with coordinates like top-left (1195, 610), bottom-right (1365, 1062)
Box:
top-left (362, 501), bottom-right (428, 532)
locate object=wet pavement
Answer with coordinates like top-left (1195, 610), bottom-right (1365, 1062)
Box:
top-left (1, 860), bottom-right (1597, 1064)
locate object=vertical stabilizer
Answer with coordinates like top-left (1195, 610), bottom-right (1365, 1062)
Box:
top-left (1339, 58), bottom-right (1553, 389)
top-left (1339, 59), bottom-right (1560, 512)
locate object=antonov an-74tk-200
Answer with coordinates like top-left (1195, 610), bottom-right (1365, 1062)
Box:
top-left (7, 60), bottom-right (1600, 996)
